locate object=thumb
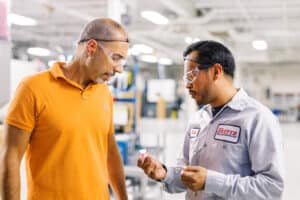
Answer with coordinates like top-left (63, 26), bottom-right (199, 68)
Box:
top-left (183, 166), bottom-right (200, 172)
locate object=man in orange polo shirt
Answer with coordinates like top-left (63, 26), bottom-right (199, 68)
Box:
top-left (0, 18), bottom-right (129, 200)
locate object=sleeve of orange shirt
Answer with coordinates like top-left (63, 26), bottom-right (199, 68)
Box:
top-left (5, 80), bottom-right (37, 133)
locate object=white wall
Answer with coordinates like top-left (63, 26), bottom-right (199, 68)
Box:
top-left (239, 64), bottom-right (300, 105)
top-left (10, 59), bottom-right (42, 98)
top-left (0, 41), bottom-right (11, 106)
top-left (0, 59), bottom-right (43, 123)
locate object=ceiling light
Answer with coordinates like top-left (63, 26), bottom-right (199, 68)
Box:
top-left (8, 13), bottom-right (37, 26)
top-left (185, 37), bottom-right (193, 44)
top-left (67, 55), bottom-right (73, 61)
top-left (193, 38), bottom-right (201, 42)
top-left (252, 40), bottom-right (268, 51)
top-left (128, 48), bottom-right (139, 56)
top-left (158, 58), bottom-right (173, 65)
top-left (48, 60), bottom-right (57, 67)
top-left (131, 44), bottom-right (153, 54)
top-left (58, 54), bottom-right (66, 61)
top-left (140, 55), bottom-right (158, 63)
top-left (27, 47), bottom-right (51, 57)
top-left (141, 10), bottom-right (169, 25)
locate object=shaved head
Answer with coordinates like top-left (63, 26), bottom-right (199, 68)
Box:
top-left (78, 18), bottom-right (128, 42)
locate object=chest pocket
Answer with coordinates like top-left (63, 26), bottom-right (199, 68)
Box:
top-left (213, 123), bottom-right (249, 164)
top-left (221, 142), bottom-right (249, 165)
top-left (198, 132), bottom-right (250, 170)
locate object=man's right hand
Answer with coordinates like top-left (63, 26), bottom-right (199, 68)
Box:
top-left (137, 155), bottom-right (167, 181)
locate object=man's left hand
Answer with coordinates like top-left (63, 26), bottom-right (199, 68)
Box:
top-left (181, 166), bottom-right (207, 192)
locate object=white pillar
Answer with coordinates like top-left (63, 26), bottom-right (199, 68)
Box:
top-left (0, 0), bottom-right (11, 106)
top-left (107, 0), bottom-right (126, 23)
top-left (234, 61), bottom-right (242, 88)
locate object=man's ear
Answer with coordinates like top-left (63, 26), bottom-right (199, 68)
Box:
top-left (86, 39), bottom-right (97, 57)
top-left (213, 63), bottom-right (223, 81)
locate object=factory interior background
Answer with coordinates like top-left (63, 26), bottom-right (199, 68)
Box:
top-left (0, 0), bottom-right (300, 199)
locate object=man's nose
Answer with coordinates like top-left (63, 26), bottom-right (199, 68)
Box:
top-left (185, 82), bottom-right (192, 89)
top-left (114, 65), bottom-right (123, 73)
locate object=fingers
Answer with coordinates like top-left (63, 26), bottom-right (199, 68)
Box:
top-left (136, 155), bottom-right (154, 174)
top-left (144, 164), bottom-right (155, 177)
top-left (141, 156), bottom-right (153, 169)
top-left (136, 155), bottom-right (166, 180)
top-left (180, 166), bottom-right (207, 192)
top-left (142, 157), bottom-right (158, 178)
top-left (182, 182), bottom-right (198, 192)
top-left (181, 170), bottom-right (196, 182)
top-left (183, 166), bottom-right (200, 172)
top-left (137, 157), bottom-right (143, 168)
top-left (137, 154), bottom-right (151, 168)
top-left (181, 171), bottom-right (198, 192)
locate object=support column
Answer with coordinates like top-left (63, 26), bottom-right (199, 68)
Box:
top-left (107, 0), bottom-right (126, 23)
top-left (0, 0), bottom-right (11, 106)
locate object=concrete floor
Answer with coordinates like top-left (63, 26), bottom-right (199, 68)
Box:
top-left (281, 123), bottom-right (300, 200)
top-left (19, 122), bottom-right (300, 200)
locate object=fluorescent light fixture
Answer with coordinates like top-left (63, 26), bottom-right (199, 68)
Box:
top-left (8, 13), bottom-right (37, 26)
top-left (252, 40), bottom-right (268, 51)
top-left (128, 48), bottom-right (141, 56)
top-left (141, 10), bottom-right (169, 25)
top-left (158, 57), bottom-right (173, 65)
top-left (67, 55), bottom-right (73, 61)
top-left (140, 55), bottom-right (158, 63)
top-left (27, 47), bottom-right (51, 57)
top-left (193, 38), bottom-right (201, 42)
top-left (58, 54), bottom-right (66, 61)
top-left (185, 37), bottom-right (193, 44)
top-left (132, 44), bottom-right (153, 54)
top-left (48, 60), bottom-right (57, 67)
top-left (127, 48), bottom-right (136, 56)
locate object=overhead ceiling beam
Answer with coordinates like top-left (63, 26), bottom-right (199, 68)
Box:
top-left (235, 0), bottom-right (254, 29)
top-left (59, 1), bottom-right (107, 7)
top-left (29, 0), bottom-right (95, 21)
top-left (12, 29), bottom-right (76, 46)
top-left (161, 0), bottom-right (196, 17)
top-left (171, 9), bottom-right (216, 25)
top-left (130, 32), bottom-right (182, 62)
top-left (195, 0), bottom-right (300, 8)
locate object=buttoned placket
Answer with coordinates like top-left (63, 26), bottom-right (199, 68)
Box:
top-left (80, 85), bottom-right (94, 100)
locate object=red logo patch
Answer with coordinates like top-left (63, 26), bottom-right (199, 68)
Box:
top-left (215, 124), bottom-right (241, 143)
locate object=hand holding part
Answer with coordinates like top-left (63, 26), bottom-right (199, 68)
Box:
top-left (137, 153), bottom-right (167, 181)
top-left (181, 166), bottom-right (207, 192)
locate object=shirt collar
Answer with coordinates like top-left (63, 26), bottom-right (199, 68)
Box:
top-left (49, 61), bottom-right (87, 90)
top-left (203, 88), bottom-right (249, 113)
top-left (49, 61), bottom-right (66, 79)
top-left (226, 88), bottom-right (249, 111)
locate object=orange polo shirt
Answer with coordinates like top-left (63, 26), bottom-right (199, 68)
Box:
top-left (6, 62), bottom-right (114, 200)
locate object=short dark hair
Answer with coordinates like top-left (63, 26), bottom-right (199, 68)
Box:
top-left (183, 40), bottom-right (235, 78)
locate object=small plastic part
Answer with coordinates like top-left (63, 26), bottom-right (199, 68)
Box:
top-left (139, 149), bottom-right (148, 163)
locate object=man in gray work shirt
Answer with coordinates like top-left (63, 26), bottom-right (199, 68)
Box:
top-left (137, 40), bottom-right (284, 200)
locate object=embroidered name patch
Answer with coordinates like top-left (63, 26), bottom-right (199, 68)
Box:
top-left (214, 124), bottom-right (241, 143)
top-left (190, 128), bottom-right (200, 138)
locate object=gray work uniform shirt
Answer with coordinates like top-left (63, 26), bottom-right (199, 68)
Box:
top-left (162, 89), bottom-right (284, 200)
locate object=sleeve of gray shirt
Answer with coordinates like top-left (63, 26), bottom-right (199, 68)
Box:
top-left (205, 109), bottom-right (285, 200)
top-left (162, 131), bottom-right (189, 193)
